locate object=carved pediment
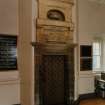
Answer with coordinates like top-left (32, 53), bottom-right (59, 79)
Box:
top-left (36, 0), bottom-right (75, 47)
top-left (38, 0), bottom-right (73, 23)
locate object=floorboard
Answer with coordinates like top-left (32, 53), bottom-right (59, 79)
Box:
top-left (79, 98), bottom-right (105, 105)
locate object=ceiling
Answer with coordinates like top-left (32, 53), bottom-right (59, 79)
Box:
top-left (88, 0), bottom-right (105, 4)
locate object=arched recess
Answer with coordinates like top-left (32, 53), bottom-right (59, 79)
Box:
top-left (47, 9), bottom-right (65, 21)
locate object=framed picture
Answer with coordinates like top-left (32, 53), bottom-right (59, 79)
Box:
top-left (0, 35), bottom-right (17, 71)
top-left (80, 45), bottom-right (92, 71)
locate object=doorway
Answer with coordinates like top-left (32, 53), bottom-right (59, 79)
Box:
top-left (39, 55), bottom-right (69, 105)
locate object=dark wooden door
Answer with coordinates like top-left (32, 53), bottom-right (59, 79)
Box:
top-left (42, 55), bottom-right (65, 105)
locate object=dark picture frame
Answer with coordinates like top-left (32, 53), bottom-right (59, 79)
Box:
top-left (0, 35), bottom-right (17, 71)
top-left (80, 45), bottom-right (92, 71)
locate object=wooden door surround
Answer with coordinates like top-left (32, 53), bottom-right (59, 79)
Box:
top-left (33, 0), bottom-right (75, 105)
top-left (32, 42), bottom-right (76, 105)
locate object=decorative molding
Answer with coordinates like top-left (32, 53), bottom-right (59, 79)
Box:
top-left (0, 79), bottom-right (20, 85)
top-left (36, 19), bottom-right (73, 27)
top-left (88, 0), bottom-right (105, 5)
top-left (31, 42), bottom-right (77, 54)
top-left (38, 0), bottom-right (73, 22)
top-left (38, 0), bottom-right (74, 5)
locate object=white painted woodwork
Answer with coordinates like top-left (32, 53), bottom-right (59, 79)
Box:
top-left (19, 0), bottom-right (34, 105)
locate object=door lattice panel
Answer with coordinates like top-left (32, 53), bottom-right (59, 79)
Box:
top-left (37, 49), bottom-right (74, 105)
top-left (42, 55), bottom-right (65, 105)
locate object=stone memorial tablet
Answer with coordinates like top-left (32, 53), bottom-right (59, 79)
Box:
top-left (0, 35), bottom-right (17, 70)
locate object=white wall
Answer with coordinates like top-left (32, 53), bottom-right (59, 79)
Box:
top-left (78, 0), bottom-right (105, 44)
top-left (78, 0), bottom-right (105, 94)
top-left (0, 0), bottom-right (20, 105)
top-left (0, 81), bottom-right (20, 105)
top-left (0, 0), bottom-right (18, 34)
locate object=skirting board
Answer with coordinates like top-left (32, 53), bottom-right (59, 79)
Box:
top-left (13, 104), bottom-right (21, 105)
top-left (72, 93), bottom-right (96, 105)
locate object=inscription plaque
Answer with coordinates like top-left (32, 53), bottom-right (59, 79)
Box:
top-left (0, 35), bottom-right (17, 70)
top-left (37, 25), bottom-right (73, 44)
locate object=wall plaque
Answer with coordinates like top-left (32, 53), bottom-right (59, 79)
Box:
top-left (37, 25), bottom-right (73, 44)
top-left (0, 35), bottom-right (17, 70)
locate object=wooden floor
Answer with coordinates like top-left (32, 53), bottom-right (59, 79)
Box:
top-left (79, 98), bottom-right (105, 105)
